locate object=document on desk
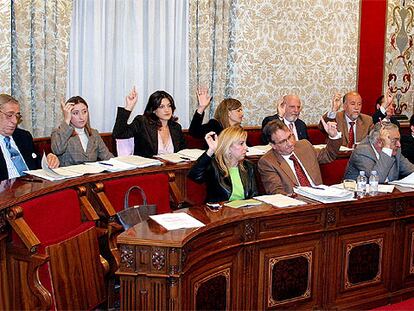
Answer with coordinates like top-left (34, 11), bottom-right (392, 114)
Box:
top-left (389, 172), bottom-right (414, 188)
top-left (115, 155), bottom-right (163, 168)
top-left (246, 145), bottom-right (272, 157)
top-left (224, 198), bottom-right (263, 208)
top-left (294, 185), bottom-right (355, 203)
top-left (149, 212), bottom-right (205, 230)
top-left (177, 149), bottom-right (205, 160)
top-left (332, 183), bottom-right (395, 193)
top-left (87, 158), bottom-right (137, 172)
top-left (313, 144), bottom-right (353, 152)
top-left (254, 194), bottom-right (307, 208)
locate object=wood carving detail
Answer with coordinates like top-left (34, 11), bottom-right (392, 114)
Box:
top-left (244, 220), bottom-right (255, 241)
top-left (194, 268), bottom-right (230, 311)
top-left (120, 245), bottom-right (135, 269)
top-left (393, 201), bottom-right (407, 217)
top-left (327, 208), bottom-right (336, 226)
top-left (152, 248), bottom-right (166, 271)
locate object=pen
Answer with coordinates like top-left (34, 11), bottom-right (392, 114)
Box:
top-left (179, 156), bottom-right (192, 161)
top-left (99, 162), bottom-right (114, 167)
top-left (311, 186), bottom-right (325, 190)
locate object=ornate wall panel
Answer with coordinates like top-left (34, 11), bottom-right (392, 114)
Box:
top-left (385, 0), bottom-right (414, 119)
top-left (0, 2), bottom-right (11, 93)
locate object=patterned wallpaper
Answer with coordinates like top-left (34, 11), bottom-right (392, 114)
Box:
top-left (0, 2), bottom-right (11, 94)
top-left (189, 0), bottom-right (361, 126)
top-left (384, 0), bottom-right (414, 119)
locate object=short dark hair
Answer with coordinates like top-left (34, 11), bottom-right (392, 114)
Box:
top-left (263, 119), bottom-right (289, 144)
top-left (410, 114), bottom-right (414, 127)
top-left (375, 95), bottom-right (384, 108)
top-left (144, 90), bottom-right (177, 127)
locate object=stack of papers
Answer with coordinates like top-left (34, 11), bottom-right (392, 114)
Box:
top-left (156, 149), bottom-right (205, 163)
top-left (389, 172), bottom-right (414, 188)
top-left (313, 144), bottom-right (353, 152)
top-left (254, 194), bottom-right (307, 208)
top-left (115, 155), bottom-right (163, 168)
top-left (246, 145), bottom-right (272, 156)
top-left (224, 198), bottom-right (262, 208)
top-left (294, 185), bottom-right (355, 203)
top-left (149, 212), bottom-right (205, 230)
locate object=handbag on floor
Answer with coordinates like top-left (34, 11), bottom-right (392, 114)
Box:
top-left (116, 186), bottom-right (157, 230)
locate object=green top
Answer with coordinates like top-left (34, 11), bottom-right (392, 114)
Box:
top-left (229, 167), bottom-right (245, 201)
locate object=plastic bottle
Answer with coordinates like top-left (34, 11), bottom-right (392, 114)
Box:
top-left (369, 170), bottom-right (379, 196)
top-left (356, 171), bottom-right (367, 197)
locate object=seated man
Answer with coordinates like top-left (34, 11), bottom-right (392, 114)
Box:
top-left (261, 94), bottom-right (309, 144)
top-left (0, 94), bottom-right (59, 181)
top-left (320, 91), bottom-right (373, 147)
top-left (258, 119), bottom-right (341, 195)
top-left (372, 90), bottom-right (400, 128)
top-left (401, 114), bottom-right (414, 163)
top-left (344, 122), bottom-right (414, 183)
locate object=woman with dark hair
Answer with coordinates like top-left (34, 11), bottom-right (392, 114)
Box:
top-left (51, 96), bottom-right (113, 167)
top-left (188, 87), bottom-right (244, 138)
top-left (112, 86), bottom-right (186, 158)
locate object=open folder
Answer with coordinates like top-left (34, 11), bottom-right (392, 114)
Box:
top-left (294, 185), bottom-right (355, 203)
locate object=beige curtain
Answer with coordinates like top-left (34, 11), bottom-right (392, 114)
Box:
top-left (188, 0), bottom-right (235, 120)
top-left (0, 3), bottom-right (12, 94)
top-left (1, 0), bottom-right (72, 137)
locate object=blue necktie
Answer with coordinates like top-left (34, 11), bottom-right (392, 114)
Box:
top-left (4, 136), bottom-right (28, 176)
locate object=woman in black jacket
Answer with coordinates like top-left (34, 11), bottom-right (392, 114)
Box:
top-left (188, 126), bottom-right (258, 203)
top-left (112, 87), bottom-right (186, 158)
top-left (188, 87), bottom-right (244, 139)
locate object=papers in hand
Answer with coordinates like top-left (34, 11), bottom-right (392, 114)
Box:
top-left (246, 145), bottom-right (272, 157)
top-left (224, 198), bottom-right (262, 208)
top-left (149, 212), bottom-right (205, 230)
top-left (389, 172), bottom-right (414, 188)
top-left (156, 149), bottom-right (205, 163)
top-left (294, 185), bottom-right (355, 203)
top-left (254, 194), bottom-right (307, 208)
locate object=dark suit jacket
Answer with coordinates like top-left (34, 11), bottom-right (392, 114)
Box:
top-left (258, 137), bottom-right (341, 194)
top-left (261, 114), bottom-right (309, 144)
top-left (401, 134), bottom-right (414, 164)
top-left (112, 107), bottom-right (186, 158)
top-left (0, 128), bottom-right (40, 181)
top-left (188, 111), bottom-right (224, 139)
top-left (372, 109), bottom-right (400, 128)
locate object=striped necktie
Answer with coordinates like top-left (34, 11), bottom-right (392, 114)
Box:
top-left (4, 136), bottom-right (28, 176)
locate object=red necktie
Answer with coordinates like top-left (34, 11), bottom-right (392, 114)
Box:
top-left (289, 123), bottom-right (294, 132)
top-left (348, 121), bottom-right (355, 148)
top-left (289, 154), bottom-right (311, 187)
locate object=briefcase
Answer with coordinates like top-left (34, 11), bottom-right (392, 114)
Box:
top-left (116, 186), bottom-right (157, 230)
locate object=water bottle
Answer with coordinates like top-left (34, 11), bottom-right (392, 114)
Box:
top-left (369, 170), bottom-right (379, 196)
top-left (356, 171), bottom-right (367, 197)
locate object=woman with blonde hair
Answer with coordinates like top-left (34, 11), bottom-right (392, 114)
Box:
top-left (51, 96), bottom-right (113, 166)
top-left (188, 126), bottom-right (257, 203)
top-left (188, 87), bottom-right (244, 138)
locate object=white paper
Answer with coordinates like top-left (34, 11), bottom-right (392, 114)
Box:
top-left (313, 144), bottom-right (353, 152)
top-left (294, 185), bottom-right (355, 203)
top-left (89, 158), bottom-right (137, 172)
top-left (332, 183), bottom-right (395, 193)
top-left (254, 194), bottom-right (307, 208)
top-left (246, 145), bottom-right (272, 156)
top-left (149, 212), bottom-right (205, 230)
top-left (177, 149), bottom-right (205, 160)
top-left (156, 153), bottom-right (188, 163)
top-left (389, 172), bottom-right (414, 188)
top-left (115, 155), bottom-right (163, 168)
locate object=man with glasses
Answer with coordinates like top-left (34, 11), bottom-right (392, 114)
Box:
top-left (258, 118), bottom-right (341, 194)
top-left (344, 122), bottom-right (414, 182)
top-left (0, 94), bottom-right (59, 181)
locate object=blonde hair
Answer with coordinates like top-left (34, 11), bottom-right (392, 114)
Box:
top-left (215, 126), bottom-right (247, 177)
top-left (213, 98), bottom-right (242, 128)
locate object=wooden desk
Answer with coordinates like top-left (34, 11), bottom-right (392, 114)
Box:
top-left (117, 189), bottom-right (414, 310)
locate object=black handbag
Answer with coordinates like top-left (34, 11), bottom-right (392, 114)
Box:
top-left (116, 186), bottom-right (157, 230)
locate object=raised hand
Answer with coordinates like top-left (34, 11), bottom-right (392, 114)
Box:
top-left (196, 87), bottom-right (211, 114)
top-left (205, 131), bottom-right (218, 156)
top-left (276, 96), bottom-right (286, 117)
top-left (125, 86), bottom-right (138, 111)
top-left (61, 100), bottom-right (74, 125)
top-left (320, 117), bottom-right (338, 138)
top-left (331, 93), bottom-right (342, 112)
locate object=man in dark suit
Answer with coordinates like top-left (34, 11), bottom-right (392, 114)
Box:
top-left (261, 94), bottom-right (309, 144)
top-left (372, 91), bottom-right (400, 128)
top-left (0, 94), bottom-right (59, 181)
top-left (401, 114), bottom-right (414, 164)
top-left (258, 118), bottom-right (341, 195)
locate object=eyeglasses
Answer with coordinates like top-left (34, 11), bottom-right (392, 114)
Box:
top-left (0, 110), bottom-right (22, 122)
top-left (273, 133), bottom-right (295, 146)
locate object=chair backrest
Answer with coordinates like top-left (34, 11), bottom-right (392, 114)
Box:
top-left (101, 173), bottom-right (171, 214)
top-left (116, 138), bottom-right (135, 156)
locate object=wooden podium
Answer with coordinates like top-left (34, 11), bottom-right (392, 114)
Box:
top-left (117, 190), bottom-right (414, 310)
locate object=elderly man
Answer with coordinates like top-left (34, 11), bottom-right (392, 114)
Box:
top-left (258, 118), bottom-right (341, 195)
top-left (344, 122), bottom-right (414, 183)
top-left (0, 94), bottom-right (59, 181)
top-left (320, 91), bottom-right (373, 147)
top-left (261, 94), bottom-right (309, 144)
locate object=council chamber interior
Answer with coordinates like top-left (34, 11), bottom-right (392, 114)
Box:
top-left (1, 0), bottom-right (414, 310)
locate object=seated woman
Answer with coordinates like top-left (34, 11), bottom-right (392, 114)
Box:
top-left (188, 87), bottom-right (244, 138)
top-left (112, 87), bottom-right (186, 158)
top-left (51, 96), bottom-right (113, 167)
top-left (188, 126), bottom-right (258, 203)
